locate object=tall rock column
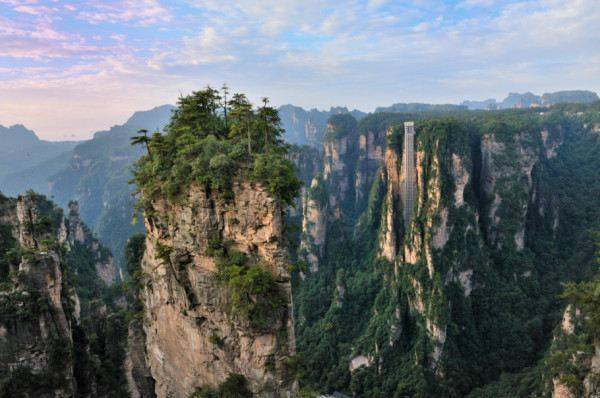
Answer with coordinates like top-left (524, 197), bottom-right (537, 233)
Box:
top-left (140, 183), bottom-right (297, 398)
top-left (379, 128), bottom-right (401, 263)
top-left (0, 193), bottom-right (77, 397)
top-left (322, 114), bottom-right (358, 218)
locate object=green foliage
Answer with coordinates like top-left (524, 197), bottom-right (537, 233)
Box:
top-left (133, 87), bottom-right (301, 212)
top-left (561, 276), bottom-right (600, 339)
top-left (545, 243), bottom-right (600, 396)
top-left (0, 365), bottom-right (67, 397)
top-left (546, 329), bottom-right (593, 395)
top-left (210, 239), bottom-right (286, 330)
top-left (251, 152), bottom-right (302, 206)
top-left (0, 223), bottom-right (17, 280)
top-left (0, 191), bottom-right (134, 397)
top-left (155, 241), bottom-right (173, 264)
top-left (293, 104), bottom-right (600, 397)
top-left (465, 367), bottom-right (544, 398)
top-left (0, 287), bottom-right (51, 323)
top-left (190, 374), bottom-right (253, 398)
top-left (325, 114), bottom-right (358, 140)
top-left (124, 233), bottom-right (147, 316)
top-left (125, 233), bottom-right (146, 277)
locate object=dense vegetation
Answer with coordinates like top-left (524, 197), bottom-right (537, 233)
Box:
top-left (292, 103), bottom-right (600, 397)
top-left (132, 87), bottom-right (301, 213)
top-left (206, 235), bottom-right (287, 330)
top-left (0, 192), bottom-right (137, 397)
top-left (543, 237), bottom-right (600, 396)
top-left (191, 373), bottom-right (253, 398)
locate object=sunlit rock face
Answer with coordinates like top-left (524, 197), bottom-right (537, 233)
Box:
top-left (140, 183), bottom-right (296, 398)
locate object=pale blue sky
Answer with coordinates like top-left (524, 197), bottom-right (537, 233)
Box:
top-left (0, 0), bottom-right (598, 140)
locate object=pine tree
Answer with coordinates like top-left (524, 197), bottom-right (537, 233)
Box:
top-left (130, 129), bottom-right (151, 155)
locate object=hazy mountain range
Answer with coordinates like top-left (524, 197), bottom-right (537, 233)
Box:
top-left (461, 89), bottom-right (599, 110)
top-left (0, 124), bottom-right (78, 195)
top-left (0, 89), bottom-right (597, 261)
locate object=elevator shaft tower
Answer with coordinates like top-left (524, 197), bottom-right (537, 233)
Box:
top-left (402, 121), bottom-right (416, 229)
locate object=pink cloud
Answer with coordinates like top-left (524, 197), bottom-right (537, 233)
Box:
top-left (77, 0), bottom-right (171, 26)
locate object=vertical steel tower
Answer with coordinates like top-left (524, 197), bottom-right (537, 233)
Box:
top-left (402, 121), bottom-right (416, 229)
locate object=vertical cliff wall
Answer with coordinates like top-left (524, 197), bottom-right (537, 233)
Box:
top-left (0, 193), bottom-right (77, 397)
top-left (294, 106), bottom-right (600, 397)
top-left (140, 182), bottom-right (297, 398)
top-left (0, 191), bottom-right (145, 397)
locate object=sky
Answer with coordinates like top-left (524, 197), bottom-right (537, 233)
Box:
top-left (0, 0), bottom-right (598, 140)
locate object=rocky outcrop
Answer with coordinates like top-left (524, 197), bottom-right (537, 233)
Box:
top-left (349, 355), bottom-right (372, 372)
top-left (299, 178), bottom-right (327, 274)
top-left (379, 128), bottom-right (401, 263)
top-left (65, 201), bottom-right (118, 284)
top-left (356, 130), bottom-right (386, 204)
top-left (0, 193), bottom-right (76, 397)
top-left (451, 154), bottom-right (469, 207)
top-left (323, 115), bottom-right (358, 217)
top-left (278, 104), bottom-right (365, 147)
top-left (125, 321), bottom-right (157, 398)
top-left (0, 191), bottom-right (135, 397)
top-left (293, 109), bottom-right (594, 397)
top-left (140, 183), bottom-right (296, 398)
top-left (480, 129), bottom-right (562, 251)
top-left (551, 305), bottom-right (600, 398)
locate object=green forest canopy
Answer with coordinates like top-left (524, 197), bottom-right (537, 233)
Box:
top-left (132, 87), bottom-right (302, 212)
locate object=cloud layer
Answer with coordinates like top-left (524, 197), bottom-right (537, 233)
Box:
top-left (0, 0), bottom-right (598, 140)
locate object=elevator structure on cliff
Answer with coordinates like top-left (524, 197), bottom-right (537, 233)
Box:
top-left (402, 121), bottom-right (416, 229)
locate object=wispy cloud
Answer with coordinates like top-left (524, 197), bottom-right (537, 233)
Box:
top-left (0, 0), bottom-right (598, 140)
top-left (77, 0), bottom-right (171, 26)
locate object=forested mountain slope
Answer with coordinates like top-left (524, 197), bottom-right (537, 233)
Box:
top-left (291, 103), bottom-right (600, 397)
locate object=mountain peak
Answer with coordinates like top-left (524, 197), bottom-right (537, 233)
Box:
top-left (0, 124), bottom-right (40, 147)
top-left (125, 104), bottom-right (175, 131)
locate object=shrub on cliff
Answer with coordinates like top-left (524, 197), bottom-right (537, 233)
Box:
top-left (190, 373), bottom-right (253, 398)
top-left (213, 241), bottom-right (286, 330)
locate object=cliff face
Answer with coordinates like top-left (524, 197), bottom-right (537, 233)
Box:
top-left (299, 177), bottom-right (327, 273)
top-left (278, 105), bottom-right (366, 147)
top-left (0, 193), bottom-right (77, 396)
top-left (0, 191), bottom-right (142, 397)
top-left (294, 107), bottom-right (600, 397)
top-left (65, 200), bottom-right (119, 284)
top-left (385, 121), bottom-right (563, 371)
top-left (297, 116), bottom-right (359, 273)
top-left (140, 182), bottom-right (296, 398)
top-left (549, 305), bottom-right (600, 398)
top-left (296, 114), bottom-right (410, 275)
top-left (322, 118), bottom-right (358, 214)
top-left (378, 128), bottom-right (401, 263)
top-left (355, 128), bottom-right (386, 205)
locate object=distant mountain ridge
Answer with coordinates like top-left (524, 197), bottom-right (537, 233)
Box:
top-left (0, 124), bottom-right (79, 195)
top-left (0, 124), bottom-right (41, 147)
top-left (278, 104), bottom-right (366, 146)
top-left (374, 102), bottom-right (467, 113)
top-left (461, 89), bottom-right (599, 110)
